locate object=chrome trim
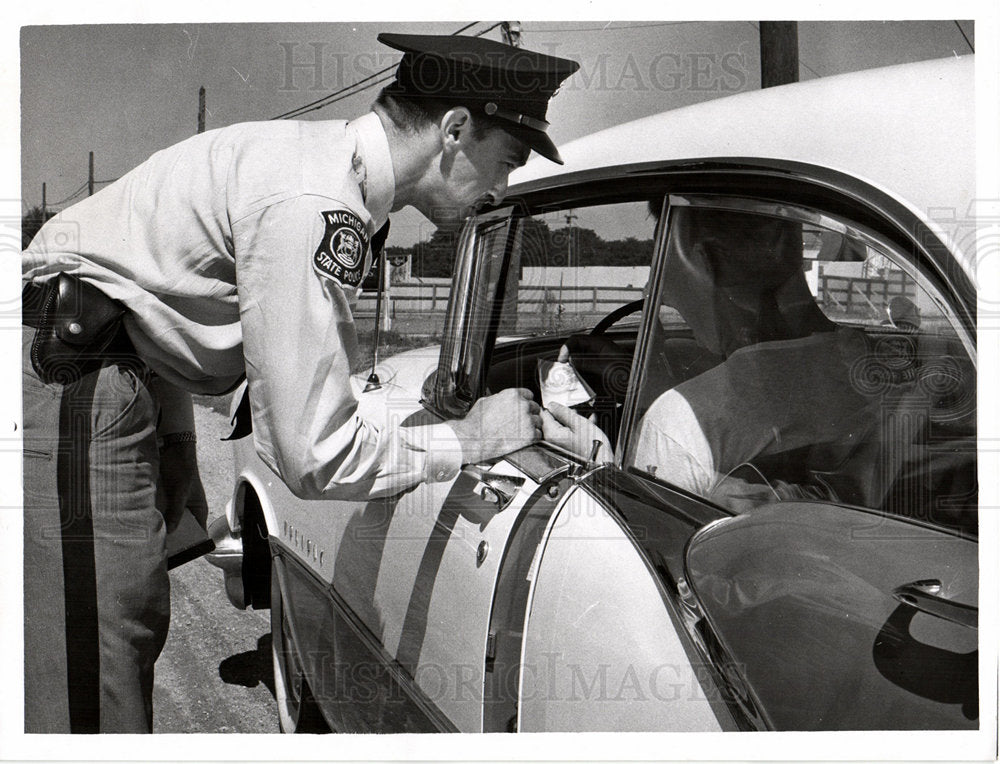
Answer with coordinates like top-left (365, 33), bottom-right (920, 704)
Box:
top-left (574, 483), bottom-right (750, 730)
top-left (893, 579), bottom-right (978, 629)
top-left (204, 515), bottom-right (246, 610)
top-left (614, 193), bottom-right (671, 468)
top-left (424, 207), bottom-right (515, 418)
top-left (482, 482), bottom-right (570, 732)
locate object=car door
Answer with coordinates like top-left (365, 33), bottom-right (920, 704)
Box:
top-left (268, 208), bottom-right (580, 732)
top-left (446, 194), bottom-right (740, 731)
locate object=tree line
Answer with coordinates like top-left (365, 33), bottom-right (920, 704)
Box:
top-left (393, 217), bottom-right (653, 278)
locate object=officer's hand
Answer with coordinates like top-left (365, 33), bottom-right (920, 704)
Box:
top-left (449, 388), bottom-right (542, 465)
top-left (541, 402), bottom-right (612, 463)
top-left (559, 334), bottom-right (632, 403)
top-left (157, 441), bottom-right (208, 533)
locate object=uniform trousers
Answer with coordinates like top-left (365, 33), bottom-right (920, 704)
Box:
top-left (22, 324), bottom-right (170, 733)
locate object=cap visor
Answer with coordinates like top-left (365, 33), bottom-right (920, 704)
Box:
top-left (497, 122), bottom-right (564, 165)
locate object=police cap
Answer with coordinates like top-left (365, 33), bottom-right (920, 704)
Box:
top-left (378, 32), bottom-right (579, 164)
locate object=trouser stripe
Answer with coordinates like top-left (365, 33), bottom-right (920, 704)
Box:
top-left (57, 373), bottom-right (100, 733)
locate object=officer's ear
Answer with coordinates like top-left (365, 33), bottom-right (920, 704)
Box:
top-left (440, 107), bottom-right (473, 152)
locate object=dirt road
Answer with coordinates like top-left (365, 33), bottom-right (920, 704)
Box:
top-left (152, 400), bottom-right (278, 733)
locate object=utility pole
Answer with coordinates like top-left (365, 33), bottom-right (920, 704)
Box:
top-left (197, 86), bottom-right (206, 133)
top-left (41, 182), bottom-right (46, 214)
top-left (88, 151), bottom-right (95, 196)
top-left (564, 210), bottom-right (577, 268)
top-left (759, 21), bottom-right (799, 88)
top-left (501, 21), bottom-right (522, 47)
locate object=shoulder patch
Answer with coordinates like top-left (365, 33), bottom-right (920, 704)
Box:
top-left (313, 209), bottom-right (371, 289)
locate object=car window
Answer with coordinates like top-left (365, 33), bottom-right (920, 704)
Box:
top-left (497, 202), bottom-right (656, 337)
top-left (621, 197), bottom-right (976, 534)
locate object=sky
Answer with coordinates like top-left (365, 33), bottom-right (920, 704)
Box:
top-left (19, 19), bottom-right (976, 245)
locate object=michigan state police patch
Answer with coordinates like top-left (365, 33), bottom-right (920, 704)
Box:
top-left (313, 209), bottom-right (371, 289)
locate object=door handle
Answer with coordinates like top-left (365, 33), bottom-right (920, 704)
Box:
top-left (892, 579), bottom-right (977, 629)
top-left (463, 466), bottom-right (525, 510)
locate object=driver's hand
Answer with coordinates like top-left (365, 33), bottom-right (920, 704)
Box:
top-left (559, 334), bottom-right (632, 403)
top-left (541, 402), bottom-right (613, 463)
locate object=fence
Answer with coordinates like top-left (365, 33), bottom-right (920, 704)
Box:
top-left (818, 270), bottom-right (916, 321)
top-left (353, 282), bottom-right (646, 337)
top-left (356, 282), bottom-right (643, 317)
top-left (358, 273), bottom-right (916, 320)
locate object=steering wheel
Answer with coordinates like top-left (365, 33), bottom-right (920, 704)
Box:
top-left (565, 299), bottom-right (644, 447)
top-left (591, 299), bottom-right (645, 335)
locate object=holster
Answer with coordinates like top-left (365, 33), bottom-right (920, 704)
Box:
top-left (26, 273), bottom-right (127, 384)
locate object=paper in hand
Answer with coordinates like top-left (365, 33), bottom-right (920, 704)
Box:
top-left (538, 358), bottom-right (595, 409)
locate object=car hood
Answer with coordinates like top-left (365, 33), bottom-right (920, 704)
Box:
top-left (350, 343), bottom-right (442, 424)
top-left (351, 343), bottom-right (440, 397)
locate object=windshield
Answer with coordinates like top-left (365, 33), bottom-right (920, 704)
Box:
top-left (496, 201), bottom-right (656, 337)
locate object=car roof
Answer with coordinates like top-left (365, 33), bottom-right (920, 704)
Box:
top-left (511, 56), bottom-right (974, 268)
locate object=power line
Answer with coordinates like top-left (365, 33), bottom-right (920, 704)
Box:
top-left (272, 70), bottom-right (394, 120)
top-left (276, 73), bottom-right (398, 120)
top-left (275, 21), bottom-right (504, 120)
top-left (48, 181), bottom-right (89, 207)
top-left (531, 21), bottom-right (705, 33)
top-left (451, 20), bottom-right (482, 35)
top-left (954, 21), bottom-right (974, 53)
top-left (271, 21), bottom-right (504, 121)
top-left (40, 177), bottom-right (120, 212)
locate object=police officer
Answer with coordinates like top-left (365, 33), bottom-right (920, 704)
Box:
top-left (21, 32), bottom-right (579, 732)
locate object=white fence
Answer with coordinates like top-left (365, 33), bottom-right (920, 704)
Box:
top-left (355, 282), bottom-right (644, 320)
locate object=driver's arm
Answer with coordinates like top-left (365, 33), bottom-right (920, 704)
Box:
top-left (631, 389), bottom-right (716, 495)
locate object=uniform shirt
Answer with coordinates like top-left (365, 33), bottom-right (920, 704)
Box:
top-left (23, 113), bottom-right (463, 499)
top-left (632, 328), bottom-right (878, 501)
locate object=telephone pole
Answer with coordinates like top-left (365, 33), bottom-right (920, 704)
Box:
top-left (88, 151), bottom-right (95, 196)
top-left (197, 86), bottom-right (206, 133)
top-left (564, 210), bottom-right (577, 268)
top-left (759, 21), bottom-right (799, 88)
top-left (41, 182), bottom-right (46, 214)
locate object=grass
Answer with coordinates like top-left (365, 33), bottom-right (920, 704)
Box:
top-left (351, 328), bottom-right (441, 373)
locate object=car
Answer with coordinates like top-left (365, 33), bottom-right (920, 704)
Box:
top-left (206, 55), bottom-right (979, 733)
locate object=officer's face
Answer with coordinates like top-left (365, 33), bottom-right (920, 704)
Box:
top-left (426, 116), bottom-right (529, 227)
